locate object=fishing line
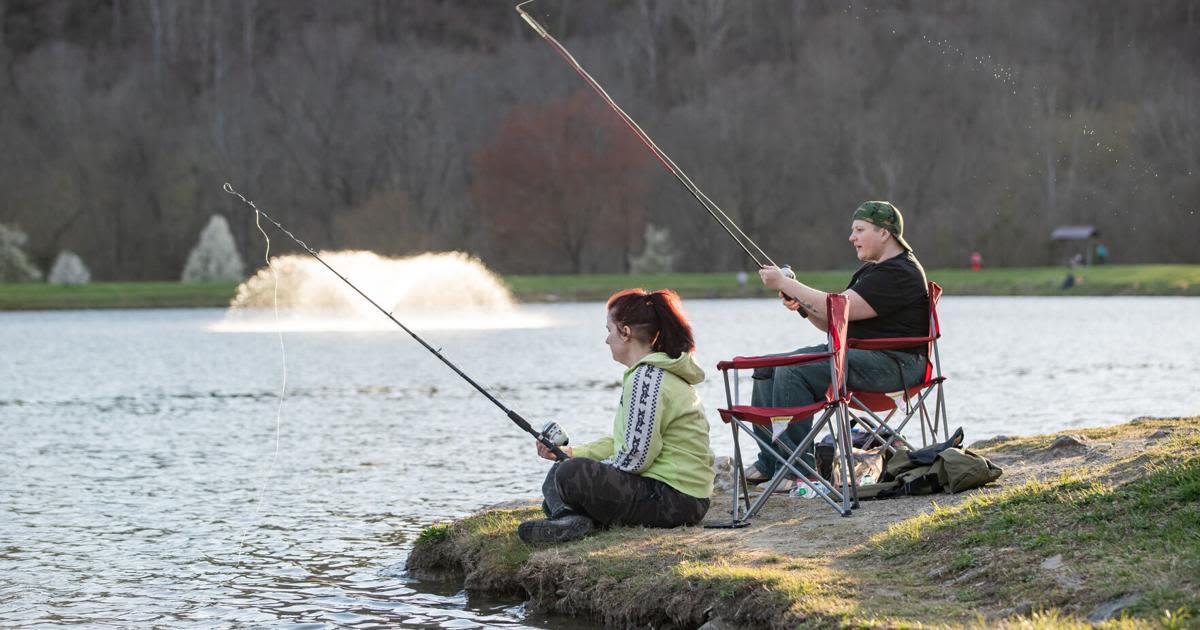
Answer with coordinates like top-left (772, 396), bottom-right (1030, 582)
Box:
top-left (224, 187), bottom-right (287, 576)
top-left (221, 184), bottom-right (570, 462)
top-left (515, 0), bottom-right (777, 269)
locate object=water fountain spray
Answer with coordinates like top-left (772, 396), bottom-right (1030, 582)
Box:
top-left (223, 183), bottom-right (569, 461)
top-left (515, 0), bottom-right (777, 270)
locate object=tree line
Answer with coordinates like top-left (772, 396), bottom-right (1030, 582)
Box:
top-left (0, 0), bottom-right (1196, 280)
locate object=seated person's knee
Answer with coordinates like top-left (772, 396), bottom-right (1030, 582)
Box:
top-left (554, 457), bottom-right (590, 485)
top-left (554, 457), bottom-right (596, 504)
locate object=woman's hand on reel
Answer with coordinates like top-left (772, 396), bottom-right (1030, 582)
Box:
top-left (536, 440), bottom-right (572, 460)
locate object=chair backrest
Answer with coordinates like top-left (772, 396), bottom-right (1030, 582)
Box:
top-left (925, 280), bottom-right (943, 349)
top-left (923, 281), bottom-right (943, 381)
top-left (927, 281), bottom-right (942, 333)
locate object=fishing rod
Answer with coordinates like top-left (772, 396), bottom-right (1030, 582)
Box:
top-left (515, 0), bottom-right (777, 270)
top-left (223, 183), bottom-right (570, 461)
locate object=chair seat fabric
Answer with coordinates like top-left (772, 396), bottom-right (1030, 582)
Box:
top-left (718, 402), bottom-right (828, 425)
top-left (850, 376), bottom-right (946, 412)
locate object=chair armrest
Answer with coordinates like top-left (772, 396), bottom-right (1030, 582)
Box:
top-left (717, 352), bottom-right (833, 371)
top-left (847, 336), bottom-right (931, 351)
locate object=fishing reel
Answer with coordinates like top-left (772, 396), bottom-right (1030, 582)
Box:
top-left (777, 264), bottom-right (809, 318)
top-left (540, 421), bottom-right (570, 447)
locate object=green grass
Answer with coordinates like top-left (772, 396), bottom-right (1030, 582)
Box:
top-left (2, 264), bottom-right (1197, 310)
top-left (0, 281), bottom-right (238, 310)
top-left (503, 264), bottom-right (1200, 301)
top-left (857, 423), bottom-right (1200, 624)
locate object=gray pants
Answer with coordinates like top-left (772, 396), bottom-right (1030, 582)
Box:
top-left (750, 345), bottom-right (926, 479)
top-left (541, 458), bottom-right (710, 528)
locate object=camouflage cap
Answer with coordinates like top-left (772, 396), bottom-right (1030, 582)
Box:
top-left (852, 201), bottom-right (912, 252)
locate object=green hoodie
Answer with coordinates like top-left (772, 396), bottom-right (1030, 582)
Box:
top-left (571, 352), bottom-right (716, 499)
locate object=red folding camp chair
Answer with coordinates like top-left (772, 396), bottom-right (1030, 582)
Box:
top-left (714, 294), bottom-right (856, 526)
top-left (846, 281), bottom-right (949, 454)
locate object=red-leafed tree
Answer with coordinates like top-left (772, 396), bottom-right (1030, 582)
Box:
top-left (473, 89), bottom-right (652, 273)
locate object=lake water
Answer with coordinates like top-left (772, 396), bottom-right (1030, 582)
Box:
top-left (2, 297), bottom-right (1198, 628)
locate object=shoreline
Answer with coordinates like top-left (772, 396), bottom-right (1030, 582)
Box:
top-left (1, 264), bottom-right (1198, 310)
top-left (405, 416), bottom-right (1199, 629)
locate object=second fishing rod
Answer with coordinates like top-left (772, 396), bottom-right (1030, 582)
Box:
top-left (516, 0), bottom-right (782, 273)
top-left (223, 183), bottom-right (570, 461)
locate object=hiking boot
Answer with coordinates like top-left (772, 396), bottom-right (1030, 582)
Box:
top-left (743, 465), bottom-right (770, 484)
top-left (517, 514), bottom-right (594, 545)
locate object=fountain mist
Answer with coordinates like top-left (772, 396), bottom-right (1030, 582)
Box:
top-left (214, 251), bottom-right (551, 332)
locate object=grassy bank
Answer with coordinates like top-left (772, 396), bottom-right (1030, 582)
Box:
top-left (0, 281), bottom-right (239, 310)
top-left (407, 417), bottom-right (1199, 629)
top-left (0, 264), bottom-right (1197, 310)
top-left (506, 264), bottom-right (1200, 301)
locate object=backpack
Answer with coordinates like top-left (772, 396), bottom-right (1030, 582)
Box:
top-left (856, 428), bottom-right (1002, 499)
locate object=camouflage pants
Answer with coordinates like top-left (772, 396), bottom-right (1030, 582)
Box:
top-left (541, 458), bottom-right (710, 528)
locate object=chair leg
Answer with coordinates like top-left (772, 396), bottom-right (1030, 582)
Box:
top-left (937, 382), bottom-right (950, 441)
top-left (736, 410), bottom-right (851, 519)
top-left (833, 406), bottom-right (855, 516)
top-left (849, 403), bottom-right (914, 453)
top-left (706, 419), bottom-right (752, 528)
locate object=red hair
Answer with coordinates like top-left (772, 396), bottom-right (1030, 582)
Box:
top-left (606, 288), bottom-right (695, 357)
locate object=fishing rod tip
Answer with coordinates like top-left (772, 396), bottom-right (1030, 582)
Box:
top-left (223, 183), bottom-right (236, 194)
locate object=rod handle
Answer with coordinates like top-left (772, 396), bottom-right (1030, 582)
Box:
top-left (509, 410), bottom-right (569, 461)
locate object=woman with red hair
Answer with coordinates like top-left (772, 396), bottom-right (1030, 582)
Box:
top-left (518, 289), bottom-right (715, 545)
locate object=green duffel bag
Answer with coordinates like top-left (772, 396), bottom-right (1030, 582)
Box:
top-left (857, 463), bottom-right (943, 499)
top-left (933, 447), bottom-right (1003, 493)
top-left (858, 447), bottom-right (1001, 499)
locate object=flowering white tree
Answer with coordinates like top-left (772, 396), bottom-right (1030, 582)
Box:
top-left (48, 251), bottom-right (91, 285)
top-left (181, 215), bottom-right (245, 282)
top-left (0, 223), bottom-right (42, 282)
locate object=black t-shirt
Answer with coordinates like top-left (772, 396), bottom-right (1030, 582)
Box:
top-left (845, 252), bottom-right (929, 353)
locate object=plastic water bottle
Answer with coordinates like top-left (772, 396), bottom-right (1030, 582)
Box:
top-left (788, 483), bottom-right (812, 499)
top-left (789, 480), bottom-right (828, 499)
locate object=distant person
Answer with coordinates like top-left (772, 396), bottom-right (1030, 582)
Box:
top-left (518, 289), bottom-right (715, 544)
top-left (970, 251), bottom-right (983, 272)
top-left (1062, 254), bottom-right (1080, 290)
top-left (1096, 243), bottom-right (1108, 264)
top-left (1061, 272), bottom-right (1076, 290)
top-left (745, 201), bottom-right (929, 492)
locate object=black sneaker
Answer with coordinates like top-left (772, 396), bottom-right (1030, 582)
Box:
top-left (517, 514), bottom-right (594, 544)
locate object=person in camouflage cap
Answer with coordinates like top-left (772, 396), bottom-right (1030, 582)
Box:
top-left (741, 201), bottom-right (931, 492)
